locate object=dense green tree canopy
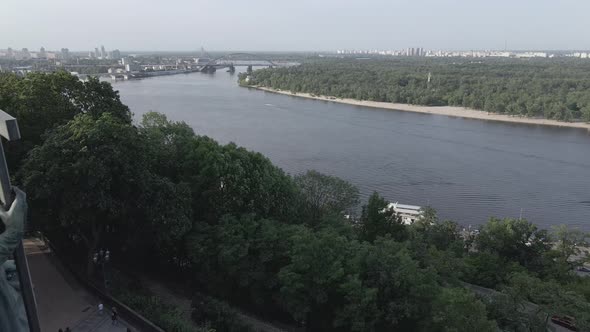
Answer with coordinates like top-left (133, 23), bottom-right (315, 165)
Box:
top-left (359, 192), bottom-right (406, 242)
top-left (475, 217), bottom-right (552, 271)
top-left (426, 288), bottom-right (498, 332)
top-left (0, 72), bottom-right (131, 171)
top-left (8, 71), bottom-right (590, 332)
top-left (294, 170), bottom-right (359, 225)
top-left (242, 58), bottom-right (590, 122)
top-left (19, 113), bottom-right (148, 273)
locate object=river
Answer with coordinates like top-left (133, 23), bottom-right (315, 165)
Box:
top-left (113, 69), bottom-right (590, 230)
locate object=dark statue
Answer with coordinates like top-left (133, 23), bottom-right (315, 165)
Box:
top-left (0, 188), bottom-right (29, 331)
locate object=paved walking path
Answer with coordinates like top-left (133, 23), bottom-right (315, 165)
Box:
top-left (25, 238), bottom-right (134, 332)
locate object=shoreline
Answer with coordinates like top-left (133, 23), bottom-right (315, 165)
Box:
top-left (252, 86), bottom-right (590, 130)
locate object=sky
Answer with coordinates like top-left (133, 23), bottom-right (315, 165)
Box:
top-left (1, 0), bottom-right (589, 52)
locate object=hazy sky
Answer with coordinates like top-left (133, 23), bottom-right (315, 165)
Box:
top-left (1, 0), bottom-right (589, 52)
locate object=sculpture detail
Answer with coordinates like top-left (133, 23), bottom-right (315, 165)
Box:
top-left (0, 187), bottom-right (29, 331)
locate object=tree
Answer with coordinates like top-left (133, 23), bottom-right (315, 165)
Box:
top-left (333, 276), bottom-right (379, 332)
top-left (582, 105), bottom-right (590, 122)
top-left (131, 176), bottom-right (192, 268)
top-left (410, 206), bottom-right (464, 252)
top-left (425, 288), bottom-right (497, 332)
top-left (139, 111), bottom-right (195, 181)
top-left (483, 293), bottom-right (546, 332)
top-left (416, 205), bottom-right (438, 227)
top-left (462, 251), bottom-right (526, 289)
top-left (503, 272), bottom-right (590, 331)
top-left (247, 58), bottom-right (590, 122)
top-left (0, 72), bottom-right (131, 171)
top-left (294, 170), bottom-right (359, 225)
top-left (215, 214), bottom-right (296, 311)
top-left (214, 143), bottom-right (299, 223)
top-left (358, 237), bottom-right (440, 330)
top-left (551, 225), bottom-right (589, 267)
top-left (278, 228), bottom-right (365, 330)
top-left (475, 218), bottom-right (552, 271)
top-left (359, 192), bottom-right (406, 242)
top-left (19, 113), bottom-right (148, 275)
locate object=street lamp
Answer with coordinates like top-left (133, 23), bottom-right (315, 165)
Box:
top-left (93, 249), bottom-right (111, 291)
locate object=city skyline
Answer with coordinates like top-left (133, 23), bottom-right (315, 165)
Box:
top-left (4, 45), bottom-right (590, 64)
top-left (2, 0), bottom-right (590, 51)
top-left (4, 45), bottom-right (590, 54)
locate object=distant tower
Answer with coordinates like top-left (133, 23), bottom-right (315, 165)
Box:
top-left (100, 45), bottom-right (106, 59)
top-left (21, 48), bottom-right (30, 60)
top-left (61, 48), bottom-right (69, 60)
top-left (95, 47), bottom-right (99, 59)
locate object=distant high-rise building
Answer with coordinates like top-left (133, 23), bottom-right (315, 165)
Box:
top-left (95, 47), bottom-right (100, 59)
top-left (111, 49), bottom-right (121, 59)
top-left (6, 48), bottom-right (13, 58)
top-left (21, 48), bottom-right (30, 59)
top-left (61, 48), bottom-right (70, 60)
top-left (100, 45), bottom-right (106, 59)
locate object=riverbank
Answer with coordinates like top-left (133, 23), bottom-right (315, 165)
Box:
top-left (253, 86), bottom-right (590, 130)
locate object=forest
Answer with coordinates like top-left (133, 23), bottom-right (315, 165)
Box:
top-left (1, 72), bottom-right (590, 331)
top-left (241, 57), bottom-right (590, 122)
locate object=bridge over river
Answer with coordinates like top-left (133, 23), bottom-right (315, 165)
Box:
top-left (198, 53), bottom-right (298, 73)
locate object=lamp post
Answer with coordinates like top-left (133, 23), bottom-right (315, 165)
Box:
top-left (93, 249), bottom-right (111, 291)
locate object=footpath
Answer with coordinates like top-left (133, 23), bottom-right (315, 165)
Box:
top-left (25, 238), bottom-right (134, 332)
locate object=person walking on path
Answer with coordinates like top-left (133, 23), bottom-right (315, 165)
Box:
top-left (111, 307), bottom-right (118, 325)
top-left (98, 303), bottom-right (104, 315)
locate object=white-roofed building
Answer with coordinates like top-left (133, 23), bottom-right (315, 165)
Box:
top-left (387, 202), bottom-right (422, 225)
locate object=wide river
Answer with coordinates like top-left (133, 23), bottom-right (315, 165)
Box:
top-left (113, 69), bottom-right (590, 230)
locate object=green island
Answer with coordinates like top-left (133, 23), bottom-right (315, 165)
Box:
top-left (2, 71), bottom-right (590, 331)
top-left (240, 57), bottom-right (590, 123)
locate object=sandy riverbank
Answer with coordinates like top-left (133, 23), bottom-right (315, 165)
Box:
top-left (253, 86), bottom-right (590, 130)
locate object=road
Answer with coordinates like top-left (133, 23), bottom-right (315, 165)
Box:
top-left (25, 238), bottom-right (135, 332)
